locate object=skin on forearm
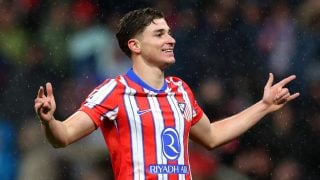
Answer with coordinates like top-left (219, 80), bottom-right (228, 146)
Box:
top-left (208, 100), bottom-right (270, 148)
top-left (40, 111), bottom-right (96, 148)
top-left (190, 100), bottom-right (270, 150)
top-left (41, 118), bottom-right (70, 148)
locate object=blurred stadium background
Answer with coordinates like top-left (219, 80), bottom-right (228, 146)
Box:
top-left (0, 0), bottom-right (320, 179)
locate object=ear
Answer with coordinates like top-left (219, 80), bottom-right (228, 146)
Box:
top-left (128, 39), bottom-right (141, 54)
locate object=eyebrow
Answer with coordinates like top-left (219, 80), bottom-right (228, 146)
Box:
top-left (153, 28), bottom-right (171, 34)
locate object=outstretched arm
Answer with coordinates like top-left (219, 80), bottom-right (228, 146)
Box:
top-left (190, 73), bottom-right (300, 149)
top-left (34, 82), bottom-right (96, 148)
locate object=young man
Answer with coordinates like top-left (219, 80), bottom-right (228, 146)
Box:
top-left (34, 7), bottom-right (299, 180)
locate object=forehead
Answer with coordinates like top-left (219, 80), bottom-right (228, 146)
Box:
top-left (143, 18), bottom-right (170, 33)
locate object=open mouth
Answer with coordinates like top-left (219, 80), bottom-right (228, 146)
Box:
top-left (162, 49), bottom-right (174, 53)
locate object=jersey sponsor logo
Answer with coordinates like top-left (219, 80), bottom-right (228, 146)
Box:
top-left (148, 164), bottom-right (189, 174)
top-left (161, 128), bottom-right (181, 160)
top-left (137, 109), bottom-right (152, 115)
top-left (147, 128), bottom-right (187, 175)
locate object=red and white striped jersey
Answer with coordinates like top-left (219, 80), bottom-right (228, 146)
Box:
top-left (79, 68), bottom-right (204, 180)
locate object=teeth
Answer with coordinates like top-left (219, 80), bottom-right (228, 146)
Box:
top-left (163, 50), bottom-right (172, 52)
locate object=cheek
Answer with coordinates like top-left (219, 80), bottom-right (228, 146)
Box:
top-left (144, 46), bottom-right (161, 56)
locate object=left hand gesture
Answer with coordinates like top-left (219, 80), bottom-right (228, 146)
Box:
top-left (262, 73), bottom-right (300, 112)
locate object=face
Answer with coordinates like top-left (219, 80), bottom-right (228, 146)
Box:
top-left (136, 18), bottom-right (176, 68)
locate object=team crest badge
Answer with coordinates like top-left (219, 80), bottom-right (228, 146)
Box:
top-left (178, 102), bottom-right (192, 121)
top-left (178, 102), bottom-right (186, 114)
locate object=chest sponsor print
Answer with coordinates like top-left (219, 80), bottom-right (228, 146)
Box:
top-left (146, 128), bottom-right (189, 174)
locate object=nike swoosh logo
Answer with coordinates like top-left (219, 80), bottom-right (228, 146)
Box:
top-left (137, 109), bottom-right (152, 115)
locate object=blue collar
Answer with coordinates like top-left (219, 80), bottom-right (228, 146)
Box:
top-left (126, 68), bottom-right (167, 93)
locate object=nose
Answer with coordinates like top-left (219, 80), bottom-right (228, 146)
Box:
top-left (167, 34), bottom-right (176, 45)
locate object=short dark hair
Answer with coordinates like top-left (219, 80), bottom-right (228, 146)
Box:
top-left (116, 7), bottom-right (164, 57)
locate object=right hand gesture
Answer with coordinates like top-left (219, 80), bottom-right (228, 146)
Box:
top-left (261, 73), bottom-right (299, 113)
top-left (34, 82), bottom-right (56, 124)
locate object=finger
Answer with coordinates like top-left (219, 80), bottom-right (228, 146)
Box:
top-left (264, 73), bottom-right (274, 89)
top-left (279, 93), bottom-right (291, 102)
top-left (277, 94), bottom-right (290, 104)
top-left (35, 101), bottom-right (44, 115)
top-left (275, 88), bottom-right (289, 100)
top-left (34, 98), bottom-right (44, 105)
top-left (34, 100), bottom-right (43, 109)
top-left (46, 82), bottom-right (54, 98)
top-left (274, 75), bottom-right (296, 88)
top-left (286, 92), bottom-right (300, 102)
top-left (37, 86), bottom-right (44, 98)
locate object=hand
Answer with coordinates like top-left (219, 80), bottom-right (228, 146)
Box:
top-left (34, 82), bottom-right (56, 124)
top-left (262, 73), bottom-right (300, 112)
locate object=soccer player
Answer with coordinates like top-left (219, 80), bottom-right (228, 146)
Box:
top-left (34, 7), bottom-right (299, 180)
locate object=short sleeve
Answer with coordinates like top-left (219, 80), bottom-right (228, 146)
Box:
top-left (168, 76), bottom-right (204, 126)
top-left (78, 78), bottom-right (120, 127)
top-left (191, 100), bottom-right (204, 126)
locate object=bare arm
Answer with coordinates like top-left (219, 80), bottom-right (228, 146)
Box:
top-left (190, 73), bottom-right (300, 149)
top-left (34, 83), bottom-right (96, 148)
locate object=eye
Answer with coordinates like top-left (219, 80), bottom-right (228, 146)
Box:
top-left (155, 33), bottom-right (163, 37)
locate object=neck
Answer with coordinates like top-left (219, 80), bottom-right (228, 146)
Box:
top-left (132, 58), bottom-right (165, 90)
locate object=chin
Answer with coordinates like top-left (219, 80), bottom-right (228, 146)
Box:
top-left (167, 57), bottom-right (176, 63)
top-left (161, 59), bottom-right (175, 69)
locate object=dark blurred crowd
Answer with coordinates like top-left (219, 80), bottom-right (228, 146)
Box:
top-left (0, 0), bottom-right (320, 179)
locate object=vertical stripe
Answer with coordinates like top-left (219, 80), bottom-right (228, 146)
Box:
top-left (177, 81), bottom-right (193, 121)
top-left (167, 92), bottom-right (186, 180)
top-left (157, 92), bottom-right (178, 180)
top-left (168, 79), bottom-right (194, 179)
top-left (122, 77), bottom-right (145, 180)
top-left (146, 91), bottom-right (167, 180)
top-left (124, 77), bottom-right (158, 179)
top-left (177, 82), bottom-right (193, 180)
